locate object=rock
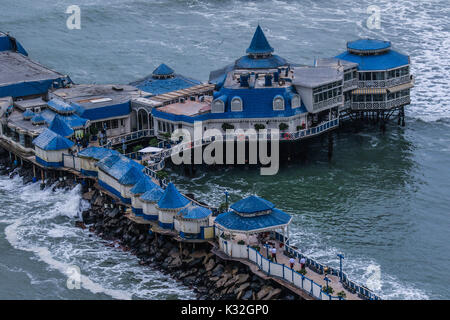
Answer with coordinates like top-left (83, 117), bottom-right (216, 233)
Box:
top-left (211, 264), bottom-right (224, 277)
top-left (256, 285), bottom-right (272, 300)
top-left (191, 250), bottom-right (207, 259)
top-left (82, 191), bottom-right (95, 201)
top-left (242, 290), bottom-right (253, 300)
top-left (263, 288), bottom-right (282, 300)
top-left (205, 258), bottom-right (216, 271)
top-left (202, 252), bottom-right (214, 265)
top-left (234, 273), bottom-right (250, 285)
top-left (234, 282), bottom-right (250, 295)
top-left (75, 221), bottom-right (86, 229)
top-left (107, 208), bottom-right (120, 218)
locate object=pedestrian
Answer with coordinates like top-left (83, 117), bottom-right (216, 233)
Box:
top-left (300, 257), bottom-right (306, 270)
top-left (289, 257), bottom-right (295, 269)
top-left (271, 247), bottom-right (277, 263)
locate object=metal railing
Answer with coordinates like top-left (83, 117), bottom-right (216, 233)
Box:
top-left (218, 237), bottom-right (343, 300)
top-left (272, 231), bottom-right (381, 300)
top-left (351, 96), bottom-right (410, 110)
top-left (313, 96), bottom-right (343, 111)
top-left (357, 75), bottom-right (411, 88)
top-left (102, 129), bottom-right (155, 148)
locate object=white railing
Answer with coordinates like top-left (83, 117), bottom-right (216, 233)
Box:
top-left (103, 129), bottom-right (155, 148)
top-left (351, 96), bottom-right (410, 110)
top-left (218, 238), bottom-right (343, 300)
top-left (313, 96), bottom-right (343, 111)
top-left (357, 75), bottom-right (411, 88)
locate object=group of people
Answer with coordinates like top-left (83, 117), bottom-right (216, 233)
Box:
top-left (265, 242), bottom-right (306, 271)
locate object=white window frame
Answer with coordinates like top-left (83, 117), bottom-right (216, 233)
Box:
top-left (291, 94), bottom-right (301, 109)
top-left (230, 97), bottom-right (243, 112)
top-left (212, 99), bottom-right (225, 113)
top-left (273, 95), bottom-right (285, 111)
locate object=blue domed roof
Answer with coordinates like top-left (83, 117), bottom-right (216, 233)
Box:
top-left (246, 25), bottom-right (274, 54)
top-left (230, 195), bottom-right (275, 215)
top-left (347, 39), bottom-right (391, 52)
top-left (153, 63), bottom-right (174, 76)
top-left (31, 114), bottom-right (46, 125)
top-left (157, 182), bottom-right (190, 209)
top-left (119, 166), bottom-right (145, 186)
top-left (177, 205), bottom-right (211, 220)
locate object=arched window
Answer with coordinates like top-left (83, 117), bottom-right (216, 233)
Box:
top-left (291, 94), bottom-right (301, 109)
top-left (212, 99), bottom-right (225, 113)
top-left (231, 97), bottom-right (243, 112)
top-left (273, 95), bottom-right (285, 110)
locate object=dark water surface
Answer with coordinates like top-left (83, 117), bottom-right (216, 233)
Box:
top-left (0, 0), bottom-right (449, 299)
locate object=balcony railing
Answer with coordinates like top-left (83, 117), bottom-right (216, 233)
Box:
top-left (343, 79), bottom-right (358, 90)
top-left (357, 75), bottom-right (412, 88)
top-left (313, 96), bottom-right (343, 111)
top-left (351, 96), bottom-right (411, 110)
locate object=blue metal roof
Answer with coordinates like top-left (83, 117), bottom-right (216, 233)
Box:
top-left (177, 205), bottom-right (211, 220)
top-left (347, 39), bottom-right (391, 51)
top-left (130, 175), bottom-right (157, 195)
top-left (235, 54), bottom-right (287, 69)
top-left (31, 114), bottom-right (46, 125)
top-left (215, 208), bottom-right (291, 232)
top-left (0, 34), bottom-right (28, 56)
top-left (157, 182), bottom-right (190, 209)
top-left (22, 109), bottom-right (35, 119)
top-left (73, 101), bottom-right (131, 121)
top-left (130, 73), bottom-right (202, 96)
top-left (153, 63), bottom-right (174, 76)
top-left (119, 166), bottom-right (145, 185)
top-left (32, 128), bottom-right (74, 151)
top-left (47, 98), bottom-right (75, 114)
top-left (246, 25), bottom-right (274, 54)
top-left (41, 109), bottom-right (88, 129)
top-left (49, 115), bottom-right (74, 137)
top-left (78, 147), bottom-right (120, 160)
top-left (152, 86), bottom-right (307, 123)
top-left (97, 154), bottom-right (145, 182)
top-left (140, 185), bottom-right (164, 203)
top-left (335, 49), bottom-right (409, 71)
top-left (230, 195), bottom-right (275, 214)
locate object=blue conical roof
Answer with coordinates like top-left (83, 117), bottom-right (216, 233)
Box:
top-left (230, 195), bottom-right (275, 214)
top-left (49, 115), bottom-right (74, 138)
top-left (157, 182), bottom-right (190, 209)
top-left (152, 63), bottom-right (174, 76)
top-left (140, 185), bottom-right (164, 203)
top-left (32, 128), bottom-right (74, 151)
top-left (130, 176), bottom-right (157, 195)
top-left (246, 25), bottom-right (274, 54)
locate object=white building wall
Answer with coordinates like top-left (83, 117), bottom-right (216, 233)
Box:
top-left (142, 201), bottom-right (158, 216)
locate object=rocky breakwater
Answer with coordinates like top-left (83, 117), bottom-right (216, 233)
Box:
top-left (81, 188), bottom-right (302, 300)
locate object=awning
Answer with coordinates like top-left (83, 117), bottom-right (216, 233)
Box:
top-left (138, 146), bottom-right (163, 153)
top-left (352, 88), bottom-right (387, 95)
top-left (387, 81), bottom-right (414, 93)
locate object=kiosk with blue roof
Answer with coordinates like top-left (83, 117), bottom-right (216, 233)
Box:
top-left (156, 182), bottom-right (190, 229)
top-left (140, 186), bottom-right (164, 221)
top-left (174, 204), bottom-right (212, 240)
top-left (130, 176), bottom-right (157, 216)
top-left (32, 128), bottom-right (75, 167)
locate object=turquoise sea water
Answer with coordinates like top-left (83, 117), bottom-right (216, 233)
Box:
top-left (0, 0), bottom-right (449, 299)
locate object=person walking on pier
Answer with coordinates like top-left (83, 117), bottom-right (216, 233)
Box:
top-left (271, 247), bottom-right (277, 263)
top-left (300, 257), bottom-right (306, 270)
top-left (289, 257), bottom-right (295, 269)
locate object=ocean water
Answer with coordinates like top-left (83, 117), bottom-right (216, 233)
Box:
top-left (0, 0), bottom-right (449, 299)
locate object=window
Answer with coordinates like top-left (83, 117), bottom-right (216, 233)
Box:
top-left (212, 99), bottom-right (225, 113)
top-left (273, 95), bottom-right (285, 110)
top-left (291, 94), bottom-right (301, 109)
top-left (230, 97), bottom-right (243, 112)
top-left (112, 119), bottom-right (119, 129)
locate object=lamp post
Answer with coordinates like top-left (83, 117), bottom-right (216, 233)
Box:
top-left (324, 275), bottom-right (331, 291)
top-left (337, 253), bottom-right (344, 282)
top-left (224, 191), bottom-right (229, 212)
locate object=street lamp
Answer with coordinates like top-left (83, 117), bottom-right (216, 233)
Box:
top-left (324, 275), bottom-right (331, 291)
top-left (224, 191), bottom-right (229, 212)
top-left (337, 253), bottom-right (344, 282)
